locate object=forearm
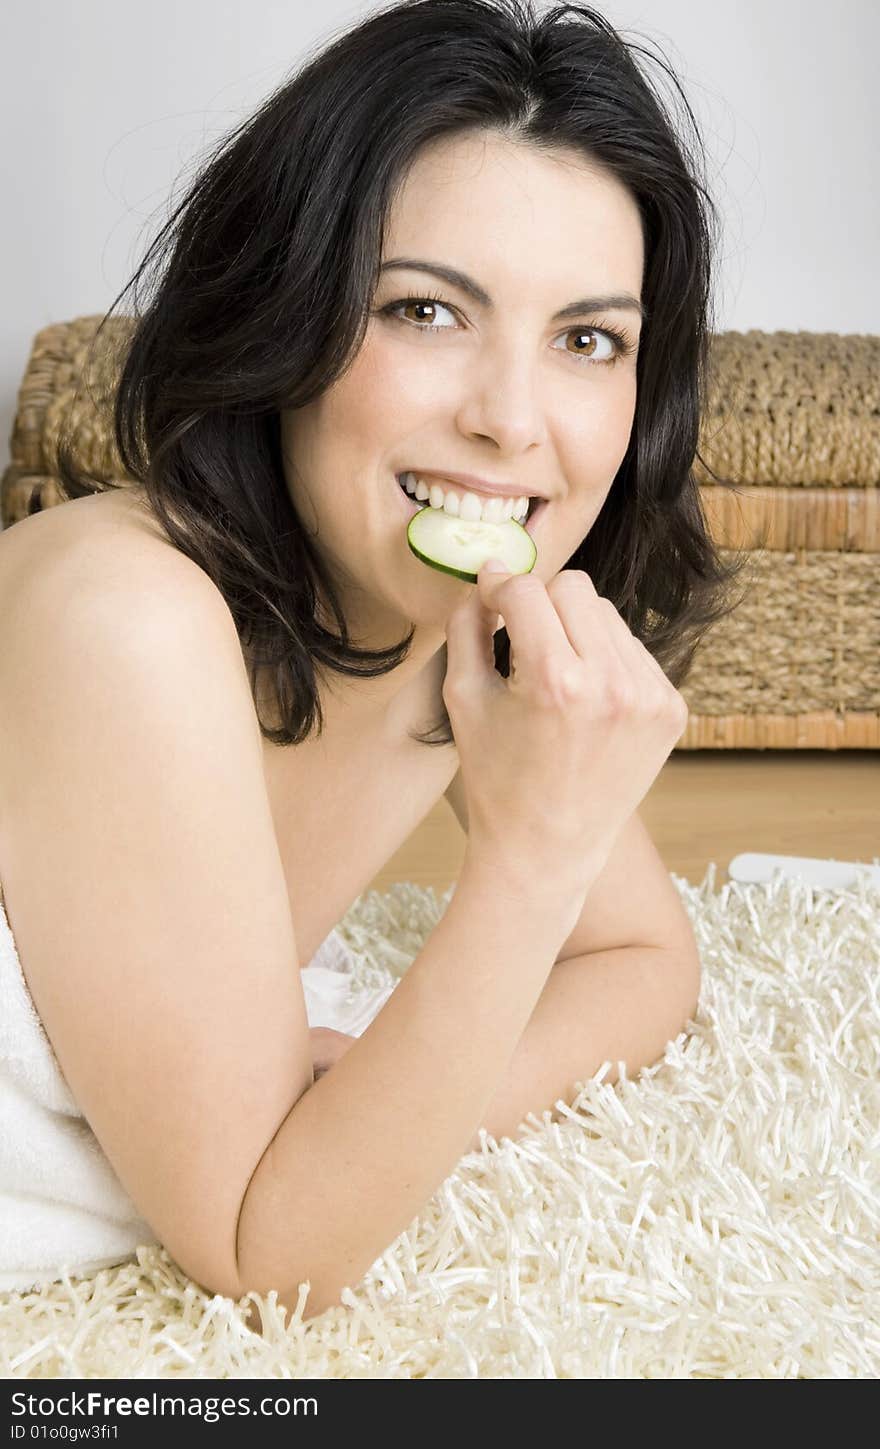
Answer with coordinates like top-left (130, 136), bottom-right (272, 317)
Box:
top-left (235, 853), bottom-right (589, 1317)
top-left (465, 943), bottom-right (701, 1155)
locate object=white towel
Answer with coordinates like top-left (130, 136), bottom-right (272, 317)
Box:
top-left (0, 882), bottom-right (396, 1295)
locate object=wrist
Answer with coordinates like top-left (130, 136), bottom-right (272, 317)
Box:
top-left (460, 843), bottom-right (602, 920)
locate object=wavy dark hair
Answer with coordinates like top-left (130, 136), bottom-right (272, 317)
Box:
top-left (57, 0), bottom-right (752, 748)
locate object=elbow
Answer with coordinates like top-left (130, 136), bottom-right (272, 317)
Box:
top-left (233, 1143), bottom-right (358, 1325)
top-left (651, 937), bottom-right (702, 1042)
top-left (236, 1242), bottom-right (361, 1325)
top-left (677, 945), bottom-right (702, 1029)
top-left (232, 1104), bottom-right (376, 1325)
top-left (660, 914), bottom-right (702, 1025)
top-left (232, 1239), bottom-right (349, 1324)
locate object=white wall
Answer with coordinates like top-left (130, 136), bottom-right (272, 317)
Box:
top-left (2, 0), bottom-right (877, 496)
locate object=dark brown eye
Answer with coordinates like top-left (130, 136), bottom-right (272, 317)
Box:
top-left (404, 301), bottom-right (436, 323)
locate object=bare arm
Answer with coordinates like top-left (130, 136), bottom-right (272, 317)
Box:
top-left (305, 945), bottom-right (700, 1161)
top-left (441, 772), bottom-right (701, 1153)
top-left (236, 677), bottom-right (695, 1314)
top-left (235, 853), bottom-right (589, 1318)
top-left (464, 940), bottom-right (700, 1153)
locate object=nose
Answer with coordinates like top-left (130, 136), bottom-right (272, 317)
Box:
top-left (453, 338), bottom-right (549, 456)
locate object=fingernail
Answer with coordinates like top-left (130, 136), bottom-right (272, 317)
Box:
top-left (483, 558), bottom-right (508, 575)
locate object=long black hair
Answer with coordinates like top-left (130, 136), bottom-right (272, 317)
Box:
top-left (57, 0), bottom-right (752, 747)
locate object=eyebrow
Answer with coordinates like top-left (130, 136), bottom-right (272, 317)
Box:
top-left (379, 257), bottom-right (647, 324)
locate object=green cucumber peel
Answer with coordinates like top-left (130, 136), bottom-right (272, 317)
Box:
top-left (406, 504), bottom-right (537, 582)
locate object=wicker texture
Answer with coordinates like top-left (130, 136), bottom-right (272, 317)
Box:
top-left (695, 330), bottom-right (879, 489)
top-left (2, 317), bottom-right (878, 748)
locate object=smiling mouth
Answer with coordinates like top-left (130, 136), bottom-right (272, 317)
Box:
top-left (395, 473), bottom-right (540, 523)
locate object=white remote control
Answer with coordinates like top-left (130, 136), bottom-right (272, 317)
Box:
top-left (727, 852), bottom-right (880, 891)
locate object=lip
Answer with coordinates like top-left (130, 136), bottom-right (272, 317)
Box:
top-left (394, 471), bottom-right (547, 536)
top-left (399, 467), bottom-right (545, 501)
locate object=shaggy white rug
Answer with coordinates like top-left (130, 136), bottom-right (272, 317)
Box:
top-left (1, 862), bottom-right (878, 1380)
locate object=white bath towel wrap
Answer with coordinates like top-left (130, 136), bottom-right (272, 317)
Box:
top-left (0, 879), bottom-right (397, 1294)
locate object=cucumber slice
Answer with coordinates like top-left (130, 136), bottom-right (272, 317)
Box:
top-left (406, 504), bottom-right (537, 582)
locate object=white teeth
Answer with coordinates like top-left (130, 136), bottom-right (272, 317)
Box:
top-left (399, 472), bottom-right (530, 524)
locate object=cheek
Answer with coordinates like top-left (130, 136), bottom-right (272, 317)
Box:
top-left (290, 339), bottom-right (403, 455)
top-left (343, 329), bottom-right (442, 430)
top-left (565, 383), bottom-right (636, 488)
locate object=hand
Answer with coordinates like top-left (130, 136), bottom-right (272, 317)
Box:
top-left (309, 1025), bottom-right (357, 1081)
top-left (443, 560), bottom-right (689, 902)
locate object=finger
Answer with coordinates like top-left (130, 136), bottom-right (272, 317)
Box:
top-left (547, 575), bottom-right (663, 694)
top-left (545, 572), bottom-right (631, 676)
top-left (475, 559), bottom-right (583, 681)
top-left (444, 582), bottom-right (503, 688)
top-left (594, 596), bottom-right (659, 686)
top-left (444, 555), bottom-right (526, 689)
top-left (595, 598), bottom-right (674, 690)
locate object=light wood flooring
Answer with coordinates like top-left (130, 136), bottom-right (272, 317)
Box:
top-left (366, 750), bottom-right (879, 898)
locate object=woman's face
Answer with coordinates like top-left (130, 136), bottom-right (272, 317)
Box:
top-left (280, 129), bottom-right (644, 689)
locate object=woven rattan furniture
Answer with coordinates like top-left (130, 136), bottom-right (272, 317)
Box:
top-left (2, 316), bottom-right (878, 748)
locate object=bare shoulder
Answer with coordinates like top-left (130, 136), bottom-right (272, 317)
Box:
top-left (0, 488), bottom-right (237, 701)
top-left (0, 486), bottom-right (221, 615)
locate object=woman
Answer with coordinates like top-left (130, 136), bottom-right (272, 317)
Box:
top-left (0, 0), bottom-right (748, 1319)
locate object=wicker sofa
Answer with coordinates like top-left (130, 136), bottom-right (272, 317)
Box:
top-left (2, 316), bottom-right (878, 749)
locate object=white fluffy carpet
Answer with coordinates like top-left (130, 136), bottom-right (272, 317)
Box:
top-left (1, 863), bottom-right (878, 1379)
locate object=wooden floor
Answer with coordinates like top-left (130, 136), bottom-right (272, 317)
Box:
top-left (366, 750), bottom-right (880, 898)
